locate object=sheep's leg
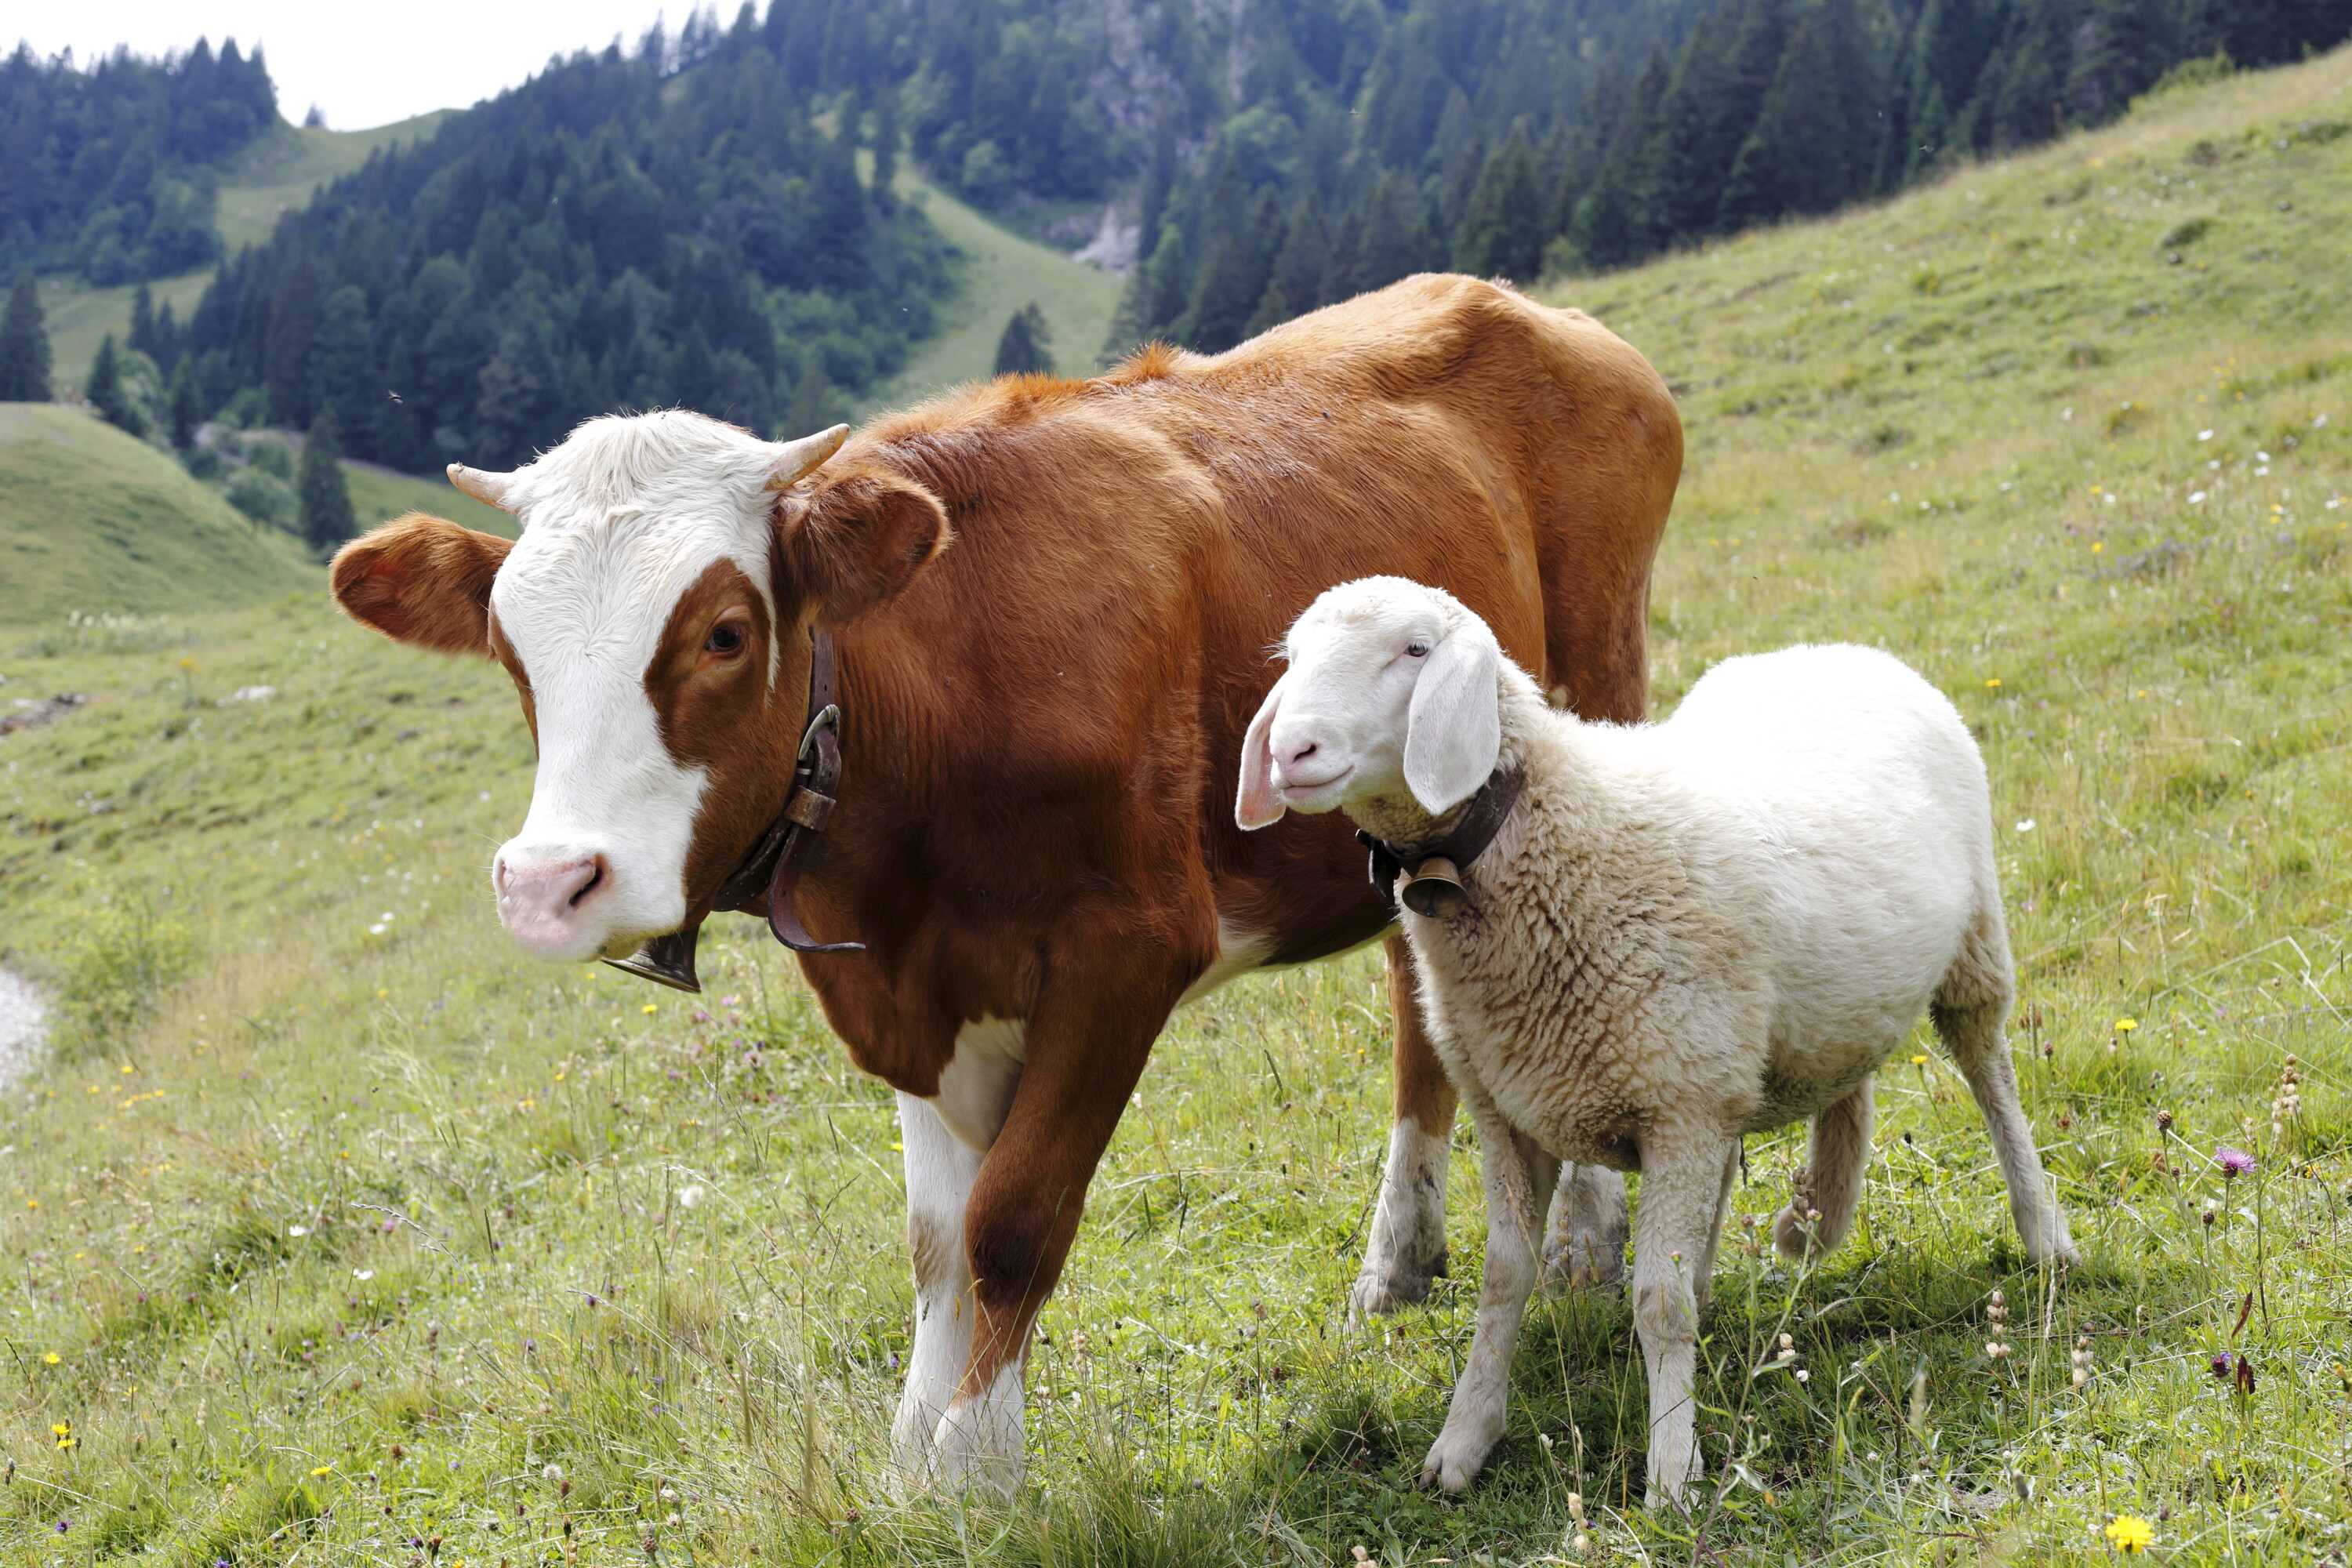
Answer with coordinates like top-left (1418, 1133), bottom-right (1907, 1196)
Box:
top-left (1693, 1141), bottom-right (1740, 1314)
top-left (1354, 935), bottom-right (1457, 1319)
top-left (1936, 1008), bottom-right (2078, 1267)
top-left (1631, 1131), bottom-right (1737, 1508)
top-left (1773, 1078), bottom-right (1873, 1261)
top-left (1421, 1088), bottom-right (1544, 1492)
top-left (1542, 1164), bottom-right (1629, 1290)
top-left (1933, 906), bottom-right (2078, 1265)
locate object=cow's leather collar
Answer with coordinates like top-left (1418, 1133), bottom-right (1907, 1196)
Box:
top-left (1356, 769), bottom-right (1525, 920)
top-left (603, 626), bottom-right (866, 992)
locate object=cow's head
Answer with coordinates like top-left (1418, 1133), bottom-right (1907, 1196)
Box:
top-left (331, 411), bottom-right (950, 961)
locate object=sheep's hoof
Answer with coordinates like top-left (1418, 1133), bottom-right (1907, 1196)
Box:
top-left (1419, 1430), bottom-right (1490, 1494)
top-left (1347, 1249), bottom-right (1448, 1321)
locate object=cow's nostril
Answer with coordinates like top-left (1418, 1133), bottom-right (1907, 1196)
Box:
top-left (569, 856), bottom-right (610, 910)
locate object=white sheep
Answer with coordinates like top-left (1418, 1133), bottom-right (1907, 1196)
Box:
top-left (1234, 577), bottom-right (2077, 1505)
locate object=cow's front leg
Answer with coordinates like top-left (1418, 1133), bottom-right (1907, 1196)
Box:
top-left (927, 941), bottom-right (1173, 1495)
top-left (1357, 936), bottom-right (1610, 1317)
top-left (890, 1092), bottom-right (985, 1479)
top-left (1352, 935), bottom-right (1458, 1319)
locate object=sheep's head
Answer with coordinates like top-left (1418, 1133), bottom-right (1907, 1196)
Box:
top-left (1236, 577), bottom-right (1503, 830)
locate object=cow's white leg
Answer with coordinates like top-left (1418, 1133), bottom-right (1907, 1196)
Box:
top-left (1353, 935), bottom-right (1456, 1319)
top-left (890, 1092), bottom-right (982, 1479)
top-left (926, 1355), bottom-right (1028, 1497)
top-left (1543, 1163), bottom-right (1630, 1289)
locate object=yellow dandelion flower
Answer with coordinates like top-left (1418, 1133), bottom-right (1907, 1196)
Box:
top-left (2114, 1018), bottom-right (2138, 1033)
top-left (51, 1424), bottom-right (69, 1436)
top-left (1984, 677), bottom-right (2002, 688)
top-left (1911, 1054), bottom-right (1929, 1065)
top-left (642, 1004), bottom-right (658, 1015)
top-left (43, 1352), bottom-right (60, 1364)
top-left (310, 1463), bottom-right (335, 1476)
top-left (2104, 1514), bottom-right (2154, 1553)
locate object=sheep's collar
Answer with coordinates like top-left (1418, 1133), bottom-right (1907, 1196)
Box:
top-left (1357, 770), bottom-right (1526, 920)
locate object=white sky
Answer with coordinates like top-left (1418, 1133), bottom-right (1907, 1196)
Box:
top-left (15, 2), bottom-right (691, 130)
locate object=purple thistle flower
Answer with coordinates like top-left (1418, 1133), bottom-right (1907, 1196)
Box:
top-left (2216, 1146), bottom-right (2256, 1178)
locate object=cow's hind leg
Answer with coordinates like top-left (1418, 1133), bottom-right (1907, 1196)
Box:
top-left (1936, 908), bottom-right (2078, 1265)
top-left (891, 1093), bottom-right (983, 1483)
top-left (1352, 935), bottom-right (1458, 1319)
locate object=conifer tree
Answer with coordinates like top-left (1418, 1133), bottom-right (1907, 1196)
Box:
top-left (167, 357), bottom-right (203, 450)
top-left (88, 334), bottom-right (147, 435)
top-left (1454, 128), bottom-right (1547, 282)
top-left (129, 283), bottom-right (158, 363)
top-left (993, 302), bottom-right (1056, 376)
top-left (0, 270), bottom-right (51, 401)
top-left (298, 404), bottom-right (357, 551)
top-left (1245, 193), bottom-right (1332, 337)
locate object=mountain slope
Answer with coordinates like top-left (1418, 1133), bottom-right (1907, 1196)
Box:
top-left (0, 53), bottom-right (2347, 1568)
top-left (0, 405), bottom-right (315, 625)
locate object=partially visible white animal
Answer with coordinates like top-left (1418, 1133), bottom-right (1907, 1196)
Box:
top-left (1235, 577), bottom-right (2076, 1505)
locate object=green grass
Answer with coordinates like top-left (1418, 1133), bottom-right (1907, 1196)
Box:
top-left (0, 406), bottom-right (315, 625)
top-left (2, 50), bottom-right (2351, 1567)
top-left (866, 172), bottom-right (1124, 412)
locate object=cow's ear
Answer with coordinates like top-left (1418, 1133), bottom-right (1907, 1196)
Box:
top-left (331, 513), bottom-right (514, 656)
top-left (779, 464), bottom-right (952, 626)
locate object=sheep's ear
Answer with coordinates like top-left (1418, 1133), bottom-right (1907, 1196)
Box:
top-left (1235, 672), bottom-right (1290, 829)
top-left (1404, 632), bottom-right (1501, 814)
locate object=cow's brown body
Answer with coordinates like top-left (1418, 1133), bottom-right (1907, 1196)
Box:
top-left (331, 273), bottom-right (1680, 1486)
top-left (786, 274), bottom-right (1677, 1431)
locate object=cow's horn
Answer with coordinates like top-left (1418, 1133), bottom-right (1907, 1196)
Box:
top-left (448, 463), bottom-right (518, 513)
top-left (765, 423), bottom-right (850, 491)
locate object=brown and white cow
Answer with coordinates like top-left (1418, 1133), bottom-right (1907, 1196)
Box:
top-left (330, 274), bottom-right (1681, 1490)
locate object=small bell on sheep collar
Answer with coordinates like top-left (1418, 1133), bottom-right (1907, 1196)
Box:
top-left (1399, 857), bottom-right (1470, 919)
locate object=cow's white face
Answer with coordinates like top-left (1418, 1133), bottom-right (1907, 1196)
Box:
top-left (330, 409), bottom-right (953, 965)
top-left (483, 417), bottom-right (799, 958)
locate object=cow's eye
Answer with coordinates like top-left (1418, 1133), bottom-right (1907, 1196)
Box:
top-left (705, 624), bottom-right (746, 655)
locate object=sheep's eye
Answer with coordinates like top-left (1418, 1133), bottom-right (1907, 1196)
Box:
top-left (705, 624), bottom-right (746, 655)
top-left (1404, 641), bottom-right (1431, 659)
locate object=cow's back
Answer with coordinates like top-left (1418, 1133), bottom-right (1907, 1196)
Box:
top-left (834, 274), bottom-right (1678, 969)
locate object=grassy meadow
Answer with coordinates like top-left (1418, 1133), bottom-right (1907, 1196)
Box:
top-left (1, 49), bottom-right (2350, 1568)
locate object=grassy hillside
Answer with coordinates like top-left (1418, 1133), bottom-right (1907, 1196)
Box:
top-left (39, 116), bottom-right (451, 396)
top-left (0, 406), bottom-right (316, 625)
top-left (213, 116), bottom-right (455, 256)
top-left (343, 464), bottom-right (517, 539)
top-left (0, 50), bottom-right (2347, 1568)
top-left (866, 172), bottom-right (1124, 412)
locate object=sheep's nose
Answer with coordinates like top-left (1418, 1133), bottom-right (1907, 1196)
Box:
top-left (1280, 739), bottom-right (1320, 771)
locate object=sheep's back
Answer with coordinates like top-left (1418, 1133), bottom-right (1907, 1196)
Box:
top-left (1656, 644), bottom-right (1998, 1079)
